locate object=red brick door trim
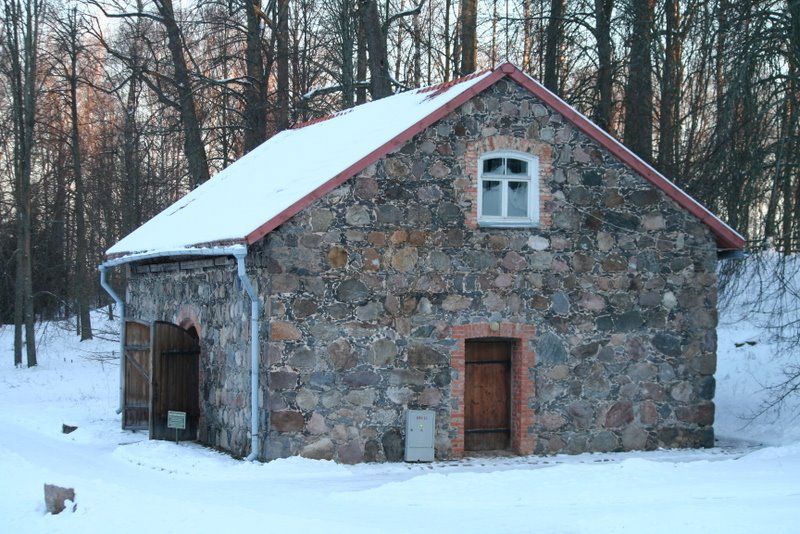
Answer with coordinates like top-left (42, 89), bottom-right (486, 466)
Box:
top-left (450, 323), bottom-right (536, 457)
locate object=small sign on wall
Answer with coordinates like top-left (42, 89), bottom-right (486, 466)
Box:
top-left (167, 410), bottom-right (186, 443)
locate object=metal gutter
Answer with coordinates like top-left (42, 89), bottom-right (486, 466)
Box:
top-left (231, 248), bottom-right (262, 461)
top-left (98, 244), bottom-right (263, 461)
top-left (99, 263), bottom-right (126, 415)
top-left (102, 245), bottom-right (248, 268)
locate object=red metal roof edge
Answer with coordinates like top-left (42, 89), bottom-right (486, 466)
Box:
top-left (248, 63), bottom-right (745, 251)
top-left (500, 65), bottom-right (745, 251)
top-left (292, 109), bottom-right (353, 130)
top-left (417, 69), bottom-right (491, 98)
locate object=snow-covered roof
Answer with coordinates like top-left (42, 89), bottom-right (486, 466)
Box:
top-left (105, 70), bottom-right (493, 258)
top-left (106, 63), bottom-right (745, 260)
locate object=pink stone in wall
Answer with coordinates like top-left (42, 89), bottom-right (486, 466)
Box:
top-left (270, 321), bottom-right (301, 341)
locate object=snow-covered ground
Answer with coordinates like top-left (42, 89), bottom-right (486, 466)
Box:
top-left (2, 281), bottom-right (800, 533)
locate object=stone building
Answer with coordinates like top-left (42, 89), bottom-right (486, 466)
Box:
top-left (101, 63), bottom-right (745, 463)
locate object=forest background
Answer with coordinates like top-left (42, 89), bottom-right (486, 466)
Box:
top-left (1, 0), bottom-right (799, 370)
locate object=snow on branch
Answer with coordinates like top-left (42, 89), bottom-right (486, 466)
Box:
top-left (383, 0), bottom-right (426, 33)
top-left (301, 81), bottom-right (370, 101)
top-left (87, 1), bottom-right (166, 24)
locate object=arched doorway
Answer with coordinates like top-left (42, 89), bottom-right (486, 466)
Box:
top-left (150, 321), bottom-right (200, 441)
top-left (121, 320), bottom-right (200, 441)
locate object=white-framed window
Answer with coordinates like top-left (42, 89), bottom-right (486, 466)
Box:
top-left (478, 152), bottom-right (539, 227)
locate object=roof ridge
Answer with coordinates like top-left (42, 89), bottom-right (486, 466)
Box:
top-left (416, 69), bottom-right (491, 99)
top-left (291, 70), bottom-right (491, 131)
top-left (292, 108), bottom-right (353, 130)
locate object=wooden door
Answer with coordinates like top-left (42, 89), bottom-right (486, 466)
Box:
top-left (150, 321), bottom-right (200, 441)
top-left (465, 339), bottom-right (511, 451)
top-left (123, 320), bottom-right (151, 430)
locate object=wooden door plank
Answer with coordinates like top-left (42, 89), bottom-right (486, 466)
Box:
top-left (123, 321), bottom-right (151, 430)
top-left (465, 340), bottom-right (511, 451)
top-left (150, 321), bottom-right (200, 441)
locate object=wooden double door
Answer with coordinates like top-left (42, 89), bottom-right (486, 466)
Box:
top-left (122, 320), bottom-right (200, 441)
top-left (465, 339), bottom-right (512, 451)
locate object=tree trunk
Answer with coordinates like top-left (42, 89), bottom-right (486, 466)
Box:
top-left (544, 0), bottom-right (565, 92)
top-left (657, 0), bottom-right (682, 179)
top-left (413, 11), bottom-right (422, 86)
top-left (594, 0), bottom-right (614, 133)
top-left (778, 0), bottom-right (800, 249)
top-left (243, 0), bottom-right (269, 151)
top-left (4, 0), bottom-right (41, 367)
top-left (336, 0), bottom-right (357, 108)
top-left (459, 0), bottom-right (478, 75)
top-left (444, 0), bottom-right (453, 80)
top-left (356, 8), bottom-right (368, 104)
top-left (522, 0), bottom-right (532, 72)
top-left (359, 0), bottom-right (392, 99)
top-left (276, 0), bottom-right (290, 130)
top-left (714, 0), bottom-right (728, 122)
top-left (623, 0), bottom-right (655, 162)
top-left (66, 8), bottom-right (92, 340)
top-left (491, 0), bottom-right (498, 65)
top-left (14, 220), bottom-right (24, 367)
top-left (154, 0), bottom-right (210, 188)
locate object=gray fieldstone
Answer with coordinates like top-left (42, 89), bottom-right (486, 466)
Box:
top-left (270, 411), bottom-right (304, 432)
top-left (537, 333), bottom-right (567, 365)
top-left (307, 412), bottom-right (328, 434)
top-left (345, 205), bottom-right (371, 225)
top-left (621, 425), bottom-right (649, 450)
top-left (336, 279), bottom-right (369, 303)
top-left (407, 343), bottom-right (446, 366)
top-left (337, 440), bottom-right (364, 464)
top-left (301, 438), bottom-right (335, 460)
top-left (590, 431), bottom-right (619, 452)
top-left (343, 371), bottom-right (381, 387)
top-left (368, 338), bottom-right (398, 366)
top-left (328, 339), bottom-right (357, 370)
top-left (381, 429), bottom-right (404, 461)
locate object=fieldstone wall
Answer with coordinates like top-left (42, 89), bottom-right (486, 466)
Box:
top-left (251, 79), bottom-right (719, 462)
top-left (125, 257), bottom-right (262, 457)
top-left (126, 78), bottom-right (719, 463)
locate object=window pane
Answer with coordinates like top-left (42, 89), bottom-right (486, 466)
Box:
top-left (482, 180), bottom-right (502, 216)
top-left (507, 181), bottom-right (529, 217)
top-left (483, 158), bottom-right (504, 174)
top-left (506, 158), bottom-right (528, 175)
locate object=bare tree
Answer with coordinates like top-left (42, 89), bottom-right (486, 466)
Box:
top-left (2, 0), bottom-right (43, 366)
top-left (459, 0), bottom-right (477, 75)
top-left (242, 0), bottom-right (269, 152)
top-left (359, 0), bottom-right (392, 98)
top-left (622, 0), bottom-right (655, 162)
top-left (90, 0), bottom-right (211, 188)
top-left (656, 0), bottom-right (693, 181)
top-left (544, 0), bottom-right (565, 91)
top-left (50, 5), bottom-right (92, 339)
top-left (593, 0), bottom-right (615, 133)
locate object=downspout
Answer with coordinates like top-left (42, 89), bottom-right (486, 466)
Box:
top-left (99, 244), bottom-right (262, 460)
top-left (234, 249), bottom-right (262, 462)
top-left (99, 264), bottom-right (126, 415)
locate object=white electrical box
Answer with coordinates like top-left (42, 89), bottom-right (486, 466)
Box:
top-left (405, 409), bottom-right (435, 462)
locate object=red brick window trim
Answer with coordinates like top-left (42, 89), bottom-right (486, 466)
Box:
top-left (450, 323), bottom-right (536, 458)
top-left (459, 136), bottom-right (553, 230)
